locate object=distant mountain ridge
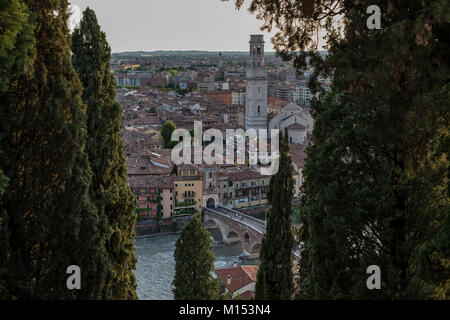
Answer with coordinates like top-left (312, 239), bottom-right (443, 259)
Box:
top-left (112, 50), bottom-right (328, 58)
top-left (112, 50), bottom-right (276, 57)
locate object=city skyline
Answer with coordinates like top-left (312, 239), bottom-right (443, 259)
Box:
top-left (69, 0), bottom-right (279, 53)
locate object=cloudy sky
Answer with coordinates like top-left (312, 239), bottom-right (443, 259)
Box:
top-left (68, 0), bottom-right (278, 53)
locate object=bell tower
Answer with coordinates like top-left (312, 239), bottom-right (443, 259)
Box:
top-left (245, 35), bottom-right (268, 132)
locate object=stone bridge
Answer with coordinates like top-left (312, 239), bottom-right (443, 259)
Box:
top-left (203, 206), bottom-right (265, 259)
top-left (203, 205), bottom-right (302, 261)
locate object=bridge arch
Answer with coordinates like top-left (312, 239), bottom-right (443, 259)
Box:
top-left (204, 219), bottom-right (217, 228)
top-left (206, 198), bottom-right (216, 208)
top-left (227, 231), bottom-right (240, 240)
top-left (244, 232), bottom-right (250, 244)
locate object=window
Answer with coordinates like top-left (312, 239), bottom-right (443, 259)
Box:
top-left (258, 106), bottom-right (260, 113)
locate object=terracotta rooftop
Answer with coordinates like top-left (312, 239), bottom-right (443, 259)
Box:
top-left (128, 175), bottom-right (175, 189)
top-left (289, 145), bottom-right (308, 169)
top-left (236, 290), bottom-right (255, 300)
top-left (215, 266), bottom-right (253, 293)
top-left (241, 265), bottom-right (259, 282)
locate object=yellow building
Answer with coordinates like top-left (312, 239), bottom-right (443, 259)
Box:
top-left (174, 165), bottom-right (203, 215)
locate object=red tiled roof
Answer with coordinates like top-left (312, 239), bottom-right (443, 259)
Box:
top-left (128, 175), bottom-right (175, 189)
top-left (215, 267), bottom-right (253, 292)
top-left (236, 290), bottom-right (255, 300)
top-left (241, 266), bottom-right (259, 282)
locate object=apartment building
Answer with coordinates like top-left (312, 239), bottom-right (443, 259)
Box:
top-left (174, 165), bottom-right (204, 215)
top-left (128, 176), bottom-right (175, 221)
top-left (218, 168), bottom-right (270, 209)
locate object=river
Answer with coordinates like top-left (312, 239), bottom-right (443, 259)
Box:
top-left (134, 229), bottom-right (259, 300)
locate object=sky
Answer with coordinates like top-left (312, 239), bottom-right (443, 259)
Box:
top-left (68, 0), bottom-right (278, 53)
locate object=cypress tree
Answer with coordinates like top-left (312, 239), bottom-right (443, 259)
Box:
top-left (255, 132), bottom-right (295, 300)
top-left (0, 0), bottom-right (105, 299)
top-left (0, 0), bottom-right (33, 298)
top-left (254, 266), bottom-right (266, 300)
top-left (296, 1), bottom-right (450, 299)
top-left (172, 214), bottom-right (221, 300)
top-left (228, 0), bottom-right (449, 300)
top-left (71, 7), bottom-right (137, 300)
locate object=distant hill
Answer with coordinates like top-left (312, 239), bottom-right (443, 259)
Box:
top-left (112, 50), bottom-right (278, 58)
top-left (112, 50), bottom-right (327, 59)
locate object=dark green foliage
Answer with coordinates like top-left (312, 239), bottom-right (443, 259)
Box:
top-left (218, 280), bottom-right (233, 300)
top-left (172, 214), bottom-right (222, 300)
top-left (0, 0), bottom-right (34, 297)
top-left (228, 0), bottom-right (449, 300)
top-left (161, 120), bottom-right (176, 148)
top-left (256, 132), bottom-right (295, 300)
top-left (71, 7), bottom-right (137, 300)
top-left (254, 266), bottom-right (266, 300)
top-left (0, 0), bottom-right (102, 299)
top-left (297, 1), bottom-right (449, 299)
top-left (0, 0), bottom-right (31, 92)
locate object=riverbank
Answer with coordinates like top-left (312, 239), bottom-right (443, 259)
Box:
top-left (135, 231), bottom-right (180, 240)
top-left (135, 215), bottom-right (192, 236)
top-left (134, 233), bottom-right (254, 300)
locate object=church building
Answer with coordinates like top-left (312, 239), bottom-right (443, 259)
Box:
top-left (269, 102), bottom-right (314, 144)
